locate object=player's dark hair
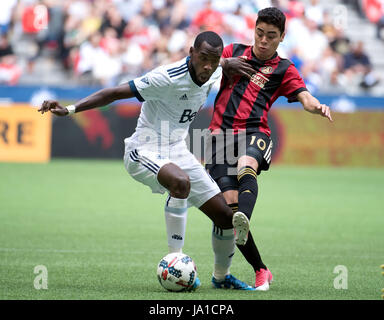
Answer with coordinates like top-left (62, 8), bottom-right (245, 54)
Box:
top-left (256, 7), bottom-right (286, 35)
top-left (193, 31), bottom-right (223, 50)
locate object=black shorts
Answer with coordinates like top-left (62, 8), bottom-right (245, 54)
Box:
top-left (205, 131), bottom-right (273, 191)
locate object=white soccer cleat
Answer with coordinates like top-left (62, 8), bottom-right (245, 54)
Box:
top-left (232, 211), bottom-right (250, 246)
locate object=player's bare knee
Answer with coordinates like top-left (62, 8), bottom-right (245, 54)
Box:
top-left (170, 174), bottom-right (190, 199)
top-left (238, 155), bottom-right (259, 172)
top-left (223, 190), bottom-right (238, 204)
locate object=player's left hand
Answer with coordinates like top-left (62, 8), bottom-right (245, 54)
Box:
top-left (315, 104), bottom-right (333, 122)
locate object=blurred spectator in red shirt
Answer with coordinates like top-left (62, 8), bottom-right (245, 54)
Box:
top-left (0, 34), bottom-right (21, 85)
top-left (191, 0), bottom-right (223, 34)
top-left (21, 1), bottom-right (48, 34)
top-left (362, 0), bottom-right (384, 40)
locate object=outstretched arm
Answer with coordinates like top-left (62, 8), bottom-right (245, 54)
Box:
top-left (297, 90), bottom-right (333, 122)
top-left (38, 83), bottom-right (134, 116)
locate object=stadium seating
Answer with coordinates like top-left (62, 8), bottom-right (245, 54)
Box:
top-left (0, 0), bottom-right (383, 96)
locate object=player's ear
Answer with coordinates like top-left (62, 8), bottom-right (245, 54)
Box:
top-left (280, 31), bottom-right (285, 42)
top-left (189, 46), bottom-right (194, 56)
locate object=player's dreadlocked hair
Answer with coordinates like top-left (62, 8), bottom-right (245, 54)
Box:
top-left (193, 31), bottom-right (223, 50)
top-left (256, 7), bottom-right (286, 35)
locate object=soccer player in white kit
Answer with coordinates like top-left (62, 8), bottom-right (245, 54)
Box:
top-left (38, 31), bottom-right (255, 291)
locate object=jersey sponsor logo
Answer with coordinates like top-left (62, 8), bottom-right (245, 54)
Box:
top-left (250, 72), bottom-right (269, 89)
top-left (179, 109), bottom-right (197, 123)
top-left (179, 94), bottom-right (188, 100)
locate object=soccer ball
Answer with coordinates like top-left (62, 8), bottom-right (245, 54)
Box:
top-left (157, 252), bottom-right (198, 292)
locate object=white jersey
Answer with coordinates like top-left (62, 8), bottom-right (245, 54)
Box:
top-left (124, 56), bottom-right (222, 152)
top-left (123, 56), bottom-right (222, 207)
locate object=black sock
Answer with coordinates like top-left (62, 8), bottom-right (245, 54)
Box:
top-left (228, 203), bottom-right (238, 215)
top-left (237, 166), bottom-right (258, 220)
top-left (237, 231), bottom-right (266, 272)
top-left (229, 203), bottom-right (266, 272)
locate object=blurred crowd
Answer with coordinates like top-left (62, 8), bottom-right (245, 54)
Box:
top-left (0, 0), bottom-right (381, 94)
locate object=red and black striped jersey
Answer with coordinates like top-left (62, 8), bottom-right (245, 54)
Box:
top-left (209, 43), bottom-right (307, 137)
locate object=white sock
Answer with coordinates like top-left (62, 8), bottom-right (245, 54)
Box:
top-left (212, 225), bottom-right (235, 280)
top-left (164, 196), bottom-right (188, 253)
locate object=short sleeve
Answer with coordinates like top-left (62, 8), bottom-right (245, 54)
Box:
top-left (221, 44), bottom-right (234, 59)
top-left (129, 67), bottom-right (171, 102)
top-left (279, 64), bottom-right (308, 103)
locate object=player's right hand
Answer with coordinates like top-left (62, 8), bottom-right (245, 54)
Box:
top-left (222, 57), bottom-right (255, 88)
top-left (38, 100), bottom-right (69, 116)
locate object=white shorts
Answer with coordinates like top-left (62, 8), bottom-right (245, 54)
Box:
top-left (123, 141), bottom-right (220, 208)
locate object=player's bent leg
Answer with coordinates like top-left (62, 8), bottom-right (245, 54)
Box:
top-left (232, 156), bottom-right (259, 245)
top-left (232, 211), bottom-right (250, 246)
top-left (200, 193), bottom-right (233, 278)
top-left (222, 190), bottom-right (238, 205)
top-left (226, 200), bottom-right (269, 274)
top-left (237, 154), bottom-right (259, 171)
top-left (219, 180), bottom-right (270, 288)
top-left (157, 163), bottom-right (191, 253)
top-left (199, 193), bottom-right (254, 291)
top-left (237, 155), bottom-right (259, 221)
top-left (164, 195), bottom-right (188, 253)
top-left (158, 162), bottom-right (191, 199)
top-left (222, 189), bottom-right (250, 246)
top-left (218, 178), bottom-right (249, 246)
top-left (124, 150), bottom-right (190, 254)
top-left (199, 192), bottom-right (232, 228)
top-left (211, 222), bottom-right (235, 281)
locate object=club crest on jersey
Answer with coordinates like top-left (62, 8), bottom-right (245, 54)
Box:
top-left (260, 66), bottom-right (273, 74)
top-left (250, 72), bottom-right (269, 89)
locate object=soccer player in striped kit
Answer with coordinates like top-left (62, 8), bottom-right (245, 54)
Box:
top-left (206, 7), bottom-right (333, 290)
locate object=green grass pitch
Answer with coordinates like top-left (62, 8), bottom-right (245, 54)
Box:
top-left (0, 159), bottom-right (383, 300)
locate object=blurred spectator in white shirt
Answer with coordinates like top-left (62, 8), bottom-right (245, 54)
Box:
top-left (305, 0), bottom-right (324, 26)
top-left (0, 0), bottom-right (17, 35)
top-left (76, 32), bottom-right (103, 76)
